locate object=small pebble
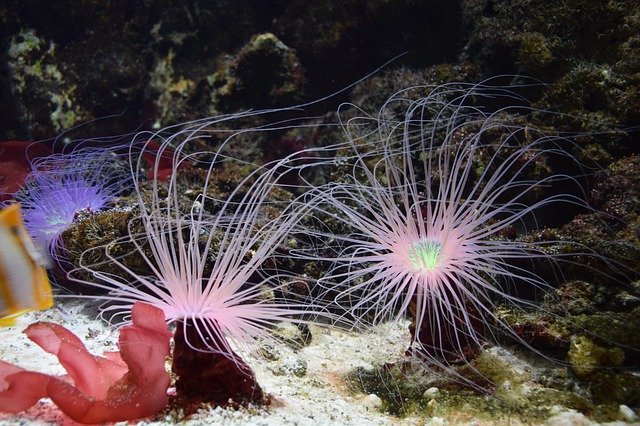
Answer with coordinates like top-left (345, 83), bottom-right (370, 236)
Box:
top-left (619, 404), bottom-right (638, 422)
top-left (423, 387), bottom-right (439, 400)
top-left (274, 356), bottom-right (307, 377)
top-left (363, 393), bottom-right (383, 409)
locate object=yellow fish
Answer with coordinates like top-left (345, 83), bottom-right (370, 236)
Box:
top-left (0, 203), bottom-right (53, 326)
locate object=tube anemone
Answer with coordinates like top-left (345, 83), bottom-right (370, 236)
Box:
top-left (70, 114), bottom-right (329, 407)
top-left (9, 147), bottom-right (132, 265)
top-left (295, 82), bottom-right (592, 375)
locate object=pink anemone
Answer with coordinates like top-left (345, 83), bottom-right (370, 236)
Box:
top-left (70, 114), bottom-right (330, 406)
top-left (296, 82), bottom-right (589, 368)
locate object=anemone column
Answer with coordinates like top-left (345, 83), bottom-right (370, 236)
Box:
top-left (408, 286), bottom-right (486, 363)
top-left (172, 319), bottom-right (265, 409)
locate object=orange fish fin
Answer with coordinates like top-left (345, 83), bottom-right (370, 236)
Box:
top-left (0, 203), bottom-right (23, 228)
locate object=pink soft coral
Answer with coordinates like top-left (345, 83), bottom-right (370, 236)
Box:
top-left (0, 302), bottom-right (171, 424)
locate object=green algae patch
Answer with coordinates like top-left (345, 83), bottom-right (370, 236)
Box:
top-left (587, 370), bottom-right (640, 407)
top-left (345, 350), bottom-right (597, 423)
top-left (568, 336), bottom-right (625, 378)
top-left (7, 28), bottom-right (88, 136)
top-left (567, 334), bottom-right (640, 409)
top-left (425, 387), bottom-right (591, 424)
top-left (569, 312), bottom-right (640, 351)
top-left (516, 32), bottom-right (554, 70)
top-left (346, 363), bottom-right (431, 416)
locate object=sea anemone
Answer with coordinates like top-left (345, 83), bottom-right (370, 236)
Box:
top-left (9, 147), bottom-right (132, 265)
top-left (70, 116), bottom-right (328, 407)
top-left (296, 82), bottom-right (591, 371)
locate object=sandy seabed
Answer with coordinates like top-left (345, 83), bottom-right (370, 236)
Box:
top-left (0, 299), bottom-right (633, 426)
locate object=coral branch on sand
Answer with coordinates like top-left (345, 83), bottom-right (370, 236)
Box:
top-left (0, 302), bottom-right (171, 424)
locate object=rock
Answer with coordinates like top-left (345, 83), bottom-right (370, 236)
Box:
top-left (362, 393), bottom-right (383, 410)
top-left (619, 404), bottom-right (638, 423)
top-left (274, 355), bottom-right (307, 378)
top-left (423, 387), bottom-right (440, 400)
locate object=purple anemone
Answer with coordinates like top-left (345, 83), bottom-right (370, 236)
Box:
top-left (11, 148), bottom-right (131, 264)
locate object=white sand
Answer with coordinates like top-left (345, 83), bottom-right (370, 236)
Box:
top-left (0, 299), bottom-right (623, 425)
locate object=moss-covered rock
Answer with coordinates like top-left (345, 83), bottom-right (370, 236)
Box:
top-left (530, 156), bottom-right (640, 285)
top-left (568, 335), bottom-right (625, 378)
top-left (6, 29), bottom-right (90, 138)
top-left (569, 312), bottom-right (640, 359)
top-left (213, 33), bottom-right (305, 113)
top-left (566, 336), bottom-right (640, 407)
top-left (461, 0), bottom-right (640, 151)
top-left (345, 350), bottom-right (600, 423)
top-left (0, 1), bottom-right (289, 138)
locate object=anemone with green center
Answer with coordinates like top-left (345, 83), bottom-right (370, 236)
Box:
top-left (295, 81), bottom-right (593, 384)
top-left (408, 240), bottom-right (442, 272)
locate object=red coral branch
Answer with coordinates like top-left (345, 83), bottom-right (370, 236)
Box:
top-left (0, 302), bottom-right (171, 424)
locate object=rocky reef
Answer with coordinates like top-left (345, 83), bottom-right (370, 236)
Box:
top-left (1, 1), bottom-right (639, 424)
